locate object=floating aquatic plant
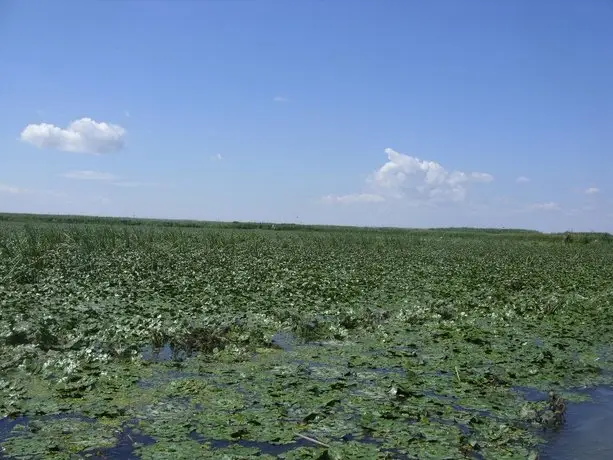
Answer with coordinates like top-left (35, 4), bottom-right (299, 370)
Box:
top-left (0, 217), bottom-right (612, 458)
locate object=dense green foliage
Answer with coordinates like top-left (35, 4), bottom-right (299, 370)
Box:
top-left (1, 216), bottom-right (612, 458)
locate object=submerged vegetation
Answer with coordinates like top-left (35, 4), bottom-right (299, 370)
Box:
top-left (1, 213), bottom-right (612, 458)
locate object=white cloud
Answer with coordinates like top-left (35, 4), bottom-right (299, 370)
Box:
top-left (111, 181), bottom-right (161, 188)
top-left (531, 202), bottom-right (560, 211)
top-left (516, 176), bottom-right (530, 183)
top-left (60, 170), bottom-right (155, 188)
top-left (273, 96), bottom-right (290, 103)
top-left (111, 181), bottom-right (143, 188)
top-left (20, 118), bottom-right (126, 154)
top-left (369, 148), bottom-right (492, 202)
top-left (211, 153), bottom-right (223, 161)
top-left (0, 183), bottom-right (31, 194)
top-left (61, 170), bottom-right (118, 181)
top-left (585, 187), bottom-right (600, 194)
top-left (0, 183), bottom-right (69, 199)
top-left (469, 172), bottom-right (495, 182)
top-left (322, 193), bottom-right (385, 204)
top-left (323, 148), bottom-right (493, 206)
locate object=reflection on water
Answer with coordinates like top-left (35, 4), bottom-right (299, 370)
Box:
top-left (540, 386), bottom-right (613, 460)
top-left (141, 343), bottom-right (174, 361)
top-left (91, 427), bottom-right (155, 459)
top-left (270, 331), bottom-right (297, 351)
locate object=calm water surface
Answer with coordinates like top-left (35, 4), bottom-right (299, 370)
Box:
top-left (540, 386), bottom-right (613, 460)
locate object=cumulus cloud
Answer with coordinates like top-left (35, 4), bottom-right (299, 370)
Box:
top-left (322, 193), bottom-right (385, 204)
top-left (516, 176), bottom-right (530, 183)
top-left (531, 202), bottom-right (560, 211)
top-left (61, 170), bottom-right (118, 181)
top-left (323, 148), bottom-right (493, 205)
top-left (585, 187), bottom-right (600, 194)
top-left (20, 118), bottom-right (126, 154)
top-left (371, 148), bottom-right (492, 201)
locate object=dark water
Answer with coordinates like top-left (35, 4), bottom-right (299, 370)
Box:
top-left (270, 331), bottom-right (298, 351)
top-left (540, 386), bottom-right (613, 460)
top-left (85, 425), bottom-right (155, 460)
top-left (141, 343), bottom-right (194, 362)
top-left (141, 343), bottom-right (174, 362)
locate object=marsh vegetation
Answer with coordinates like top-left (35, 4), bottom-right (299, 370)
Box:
top-left (1, 214), bottom-right (612, 458)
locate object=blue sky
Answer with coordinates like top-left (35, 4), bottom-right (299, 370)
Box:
top-left (1, 0), bottom-right (611, 232)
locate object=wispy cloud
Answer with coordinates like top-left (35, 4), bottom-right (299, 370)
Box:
top-left (0, 183), bottom-right (69, 200)
top-left (324, 147), bottom-right (494, 205)
top-left (0, 183), bottom-right (32, 194)
top-left (211, 153), bottom-right (223, 161)
top-left (60, 170), bottom-right (156, 188)
top-left (61, 170), bottom-right (118, 181)
top-left (20, 118), bottom-right (126, 154)
top-left (585, 187), bottom-right (600, 194)
top-left (516, 176), bottom-right (530, 183)
top-left (273, 96), bottom-right (290, 103)
top-left (322, 193), bottom-right (385, 204)
top-left (93, 196), bottom-right (111, 205)
top-left (530, 202), bottom-right (560, 211)
top-left (111, 181), bottom-right (157, 188)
